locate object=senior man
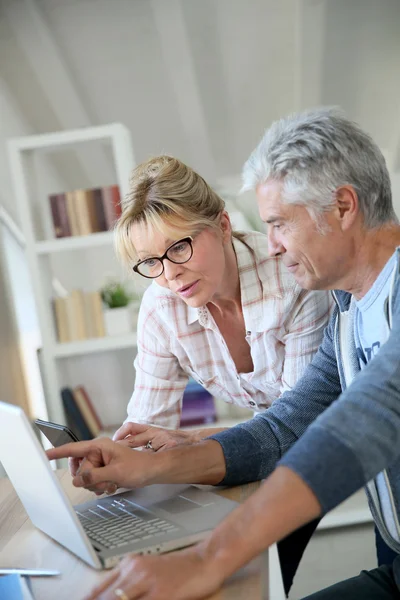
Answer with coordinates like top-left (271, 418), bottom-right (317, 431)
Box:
top-left (49, 107), bottom-right (400, 600)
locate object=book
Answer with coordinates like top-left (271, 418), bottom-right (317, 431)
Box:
top-left (73, 386), bottom-right (103, 436)
top-left (65, 191), bottom-right (80, 236)
top-left (92, 188), bottom-right (108, 232)
top-left (49, 193), bottom-right (71, 238)
top-left (102, 185), bottom-right (118, 230)
top-left (49, 193), bottom-right (63, 238)
top-left (180, 379), bottom-right (216, 427)
top-left (0, 573), bottom-right (35, 599)
top-left (61, 387), bottom-right (93, 440)
top-left (74, 189), bottom-right (92, 236)
top-left (89, 291), bottom-right (106, 337)
top-left (53, 296), bottom-right (70, 343)
top-left (70, 289), bottom-right (87, 340)
top-left (85, 189), bottom-right (102, 233)
top-left (57, 193), bottom-right (71, 237)
top-left (82, 292), bottom-right (97, 339)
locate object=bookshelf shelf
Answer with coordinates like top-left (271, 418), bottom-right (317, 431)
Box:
top-left (35, 231), bottom-right (115, 254)
top-left (9, 122), bottom-right (129, 153)
top-left (7, 123), bottom-right (136, 426)
top-left (54, 333), bottom-right (137, 358)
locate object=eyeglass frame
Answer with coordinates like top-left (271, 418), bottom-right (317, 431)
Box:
top-left (132, 236), bottom-right (194, 279)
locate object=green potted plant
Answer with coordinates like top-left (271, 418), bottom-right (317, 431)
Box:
top-left (100, 278), bottom-right (135, 336)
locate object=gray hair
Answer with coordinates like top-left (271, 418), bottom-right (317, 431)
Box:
top-left (242, 107), bottom-right (397, 228)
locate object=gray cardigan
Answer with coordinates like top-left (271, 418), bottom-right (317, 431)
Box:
top-left (210, 248), bottom-right (400, 552)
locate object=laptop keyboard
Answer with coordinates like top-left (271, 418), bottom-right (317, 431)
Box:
top-left (76, 497), bottom-right (180, 549)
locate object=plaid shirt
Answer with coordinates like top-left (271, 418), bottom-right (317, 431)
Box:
top-left (125, 231), bottom-right (332, 428)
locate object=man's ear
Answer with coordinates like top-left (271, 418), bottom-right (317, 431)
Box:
top-left (220, 211), bottom-right (232, 242)
top-left (334, 185), bottom-right (359, 231)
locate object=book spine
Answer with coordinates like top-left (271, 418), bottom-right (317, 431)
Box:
top-left (90, 291), bottom-right (106, 337)
top-left (70, 289), bottom-right (87, 340)
top-left (57, 193), bottom-right (71, 237)
top-left (82, 292), bottom-right (96, 338)
top-left (66, 191), bottom-right (80, 236)
top-left (53, 296), bottom-right (70, 343)
top-left (85, 189), bottom-right (101, 233)
top-left (72, 387), bottom-right (101, 437)
top-left (102, 186), bottom-right (117, 230)
top-left (77, 385), bottom-right (103, 431)
top-left (74, 189), bottom-right (92, 236)
top-left (61, 387), bottom-right (93, 440)
top-left (92, 188), bottom-right (108, 232)
top-left (49, 194), bottom-right (63, 238)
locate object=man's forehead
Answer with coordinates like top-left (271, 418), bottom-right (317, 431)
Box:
top-left (256, 180), bottom-right (287, 220)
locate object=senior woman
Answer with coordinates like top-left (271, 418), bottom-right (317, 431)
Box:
top-left (107, 155), bottom-right (331, 595)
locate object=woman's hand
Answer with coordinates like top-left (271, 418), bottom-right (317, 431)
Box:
top-left (113, 422), bottom-right (197, 451)
top-left (83, 545), bottom-right (223, 600)
top-left (46, 437), bottom-right (158, 494)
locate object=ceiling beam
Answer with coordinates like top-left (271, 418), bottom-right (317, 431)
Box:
top-left (150, 0), bottom-right (216, 182)
top-left (2, 0), bottom-right (113, 186)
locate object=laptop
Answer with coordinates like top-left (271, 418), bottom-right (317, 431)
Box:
top-left (0, 401), bottom-right (239, 569)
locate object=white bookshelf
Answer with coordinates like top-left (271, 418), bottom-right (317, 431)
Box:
top-left (53, 332), bottom-right (138, 358)
top-left (7, 123), bottom-right (136, 426)
top-left (35, 230), bottom-right (115, 254)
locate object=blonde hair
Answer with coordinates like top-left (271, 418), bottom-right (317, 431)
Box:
top-left (115, 156), bottom-right (226, 267)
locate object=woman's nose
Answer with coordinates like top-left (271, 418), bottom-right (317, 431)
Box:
top-left (163, 259), bottom-right (185, 281)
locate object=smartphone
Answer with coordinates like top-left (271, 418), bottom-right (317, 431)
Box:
top-left (34, 418), bottom-right (80, 447)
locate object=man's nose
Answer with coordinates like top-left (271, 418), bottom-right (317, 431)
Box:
top-left (267, 231), bottom-right (285, 257)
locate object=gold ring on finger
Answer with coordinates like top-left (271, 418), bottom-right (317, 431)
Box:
top-left (114, 588), bottom-right (129, 600)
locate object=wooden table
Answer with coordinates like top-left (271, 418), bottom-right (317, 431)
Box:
top-left (0, 471), bottom-right (285, 599)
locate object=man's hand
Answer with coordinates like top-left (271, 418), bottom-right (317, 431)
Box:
top-left (46, 438), bottom-right (159, 494)
top-left (47, 436), bottom-right (227, 491)
top-left (80, 466), bottom-right (322, 600)
top-left (83, 546), bottom-right (223, 600)
top-left (113, 422), bottom-right (195, 451)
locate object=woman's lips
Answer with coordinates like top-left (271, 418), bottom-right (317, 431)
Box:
top-left (177, 280), bottom-right (200, 298)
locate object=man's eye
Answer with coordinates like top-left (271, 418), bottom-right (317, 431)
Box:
top-left (273, 224), bottom-right (282, 230)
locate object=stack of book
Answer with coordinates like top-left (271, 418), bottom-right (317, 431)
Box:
top-left (61, 386), bottom-right (103, 440)
top-left (180, 379), bottom-right (216, 427)
top-left (49, 184), bottom-right (121, 238)
top-left (53, 290), bottom-right (105, 342)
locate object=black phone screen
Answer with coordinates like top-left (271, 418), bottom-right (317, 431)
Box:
top-left (34, 419), bottom-right (80, 447)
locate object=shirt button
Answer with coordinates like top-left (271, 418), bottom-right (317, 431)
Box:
top-left (246, 330), bottom-right (251, 336)
top-left (249, 400), bottom-right (256, 407)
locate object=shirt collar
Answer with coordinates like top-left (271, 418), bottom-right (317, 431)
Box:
top-left (186, 235), bottom-right (266, 329)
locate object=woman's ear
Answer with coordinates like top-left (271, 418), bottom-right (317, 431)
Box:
top-left (220, 211), bottom-right (232, 242)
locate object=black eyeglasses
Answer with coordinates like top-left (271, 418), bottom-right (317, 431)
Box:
top-left (133, 237), bottom-right (194, 279)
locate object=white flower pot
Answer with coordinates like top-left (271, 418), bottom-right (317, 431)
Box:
top-left (104, 306), bottom-right (132, 336)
